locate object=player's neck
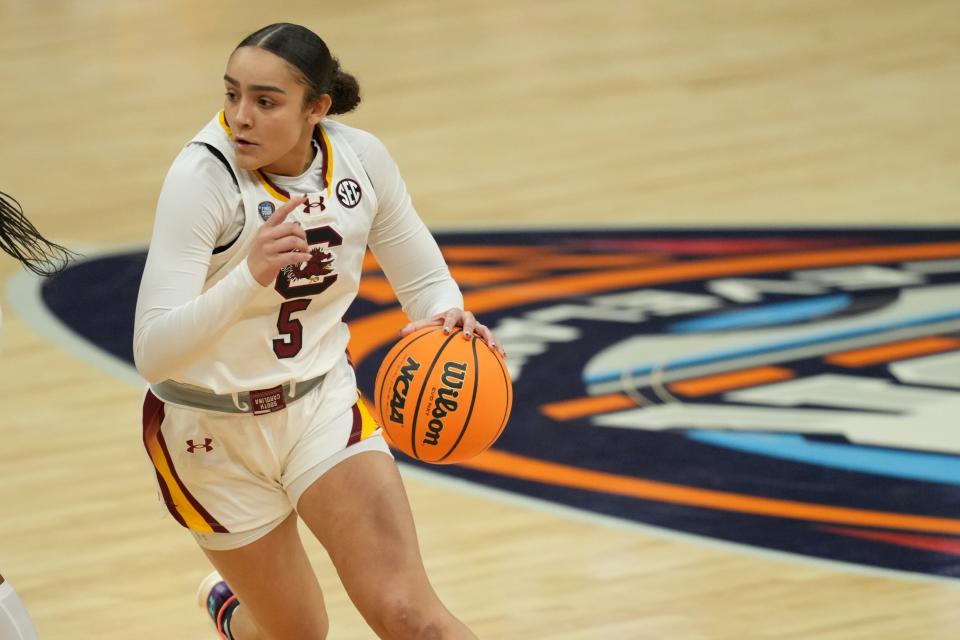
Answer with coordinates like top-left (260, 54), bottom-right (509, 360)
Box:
top-left (263, 132), bottom-right (317, 177)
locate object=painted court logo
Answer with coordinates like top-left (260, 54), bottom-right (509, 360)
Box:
top-left (348, 229), bottom-right (960, 580)
top-left (40, 228), bottom-right (960, 579)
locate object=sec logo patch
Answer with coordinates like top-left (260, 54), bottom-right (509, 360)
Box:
top-left (336, 178), bottom-right (362, 208)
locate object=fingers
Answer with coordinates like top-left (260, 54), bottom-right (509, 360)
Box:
top-left (454, 310), bottom-right (506, 357)
top-left (399, 319), bottom-right (432, 336)
top-left (248, 197), bottom-right (311, 286)
top-left (276, 253), bottom-right (313, 269)
top-left (265, 234), bottom-right (309, 255)
top-left (263, 218), bottom-right (306, 243)
top-left (264, 195), bottom-right (308, 227)
top-left (458, 310), bottom-right (477, 339)
top-left (441, 308), bottom-right (461, 335)
top-left (473, 322), bottom-right (506, 357)
top-left (399, 308), bottom-right (506, 357)
top-left (399, 312), bottom-right (447, 337)
top-left (260, 220), bottom-right (310, 267)
top-left (260, 199), bottom-right (308, 256)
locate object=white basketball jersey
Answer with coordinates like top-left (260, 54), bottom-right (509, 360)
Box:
top-left (180, 112), bottom-right (377, 392)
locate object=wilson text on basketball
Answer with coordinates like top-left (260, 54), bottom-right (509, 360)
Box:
top-left (423, 361), bottom-right (467, 446)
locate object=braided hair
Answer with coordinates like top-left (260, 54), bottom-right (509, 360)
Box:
top-left (0, 191), bottom-right (74, 276)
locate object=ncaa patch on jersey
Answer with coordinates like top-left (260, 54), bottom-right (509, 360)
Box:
top-left (257, 201), bottom-right (276, 220)
top-left (38, 228), bottom-right (960, 579)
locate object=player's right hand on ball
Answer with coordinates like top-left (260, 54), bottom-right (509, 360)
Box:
top-left (247, 195), bottom-right (311, 286)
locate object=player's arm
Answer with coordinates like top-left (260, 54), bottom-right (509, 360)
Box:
top-left (361, 132), bottom-right (503, 355)
top-left (133, 149), bottom-right (309, 383)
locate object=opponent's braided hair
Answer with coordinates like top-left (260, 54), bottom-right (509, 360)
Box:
top-left (0, 191), bottom-right (74, 276)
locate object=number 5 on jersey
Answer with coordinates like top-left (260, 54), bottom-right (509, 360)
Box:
top-left (273, 299), bottom-right (311, 359)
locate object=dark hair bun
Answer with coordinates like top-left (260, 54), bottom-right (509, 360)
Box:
top-left (329, 70), bottom-right (361, 115)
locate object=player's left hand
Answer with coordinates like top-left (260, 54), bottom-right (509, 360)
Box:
top-left (400, 308), bottom-right (506, 357)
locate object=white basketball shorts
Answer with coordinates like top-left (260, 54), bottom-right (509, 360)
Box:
top-left (141, 357), bottom-right (392, 550)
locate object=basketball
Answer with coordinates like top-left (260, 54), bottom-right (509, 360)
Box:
top-left (374, 326), bottom-right (513, 464)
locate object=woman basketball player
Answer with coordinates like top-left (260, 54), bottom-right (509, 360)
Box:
top-left (134, 23), bottom-right (503, 640)
top-left (1, 190), bottom-right (73, 640)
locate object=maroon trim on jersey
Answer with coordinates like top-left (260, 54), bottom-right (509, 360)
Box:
top-left (254, 170), bottom-right (291, 200)
top-left (253, 131), bottom-right (330, 199)
top-left (346, 403), bottom-right (363, 446)
top-left (315, 127), bottom-right (331, 191)
top-left (142, 390), bottom-right (229, 533)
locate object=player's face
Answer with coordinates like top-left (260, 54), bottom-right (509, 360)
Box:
top-left (223, 47), bottom-right (329, 176)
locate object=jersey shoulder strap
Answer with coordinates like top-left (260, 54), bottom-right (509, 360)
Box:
top-left (200, 142), bottom-right (239, 189)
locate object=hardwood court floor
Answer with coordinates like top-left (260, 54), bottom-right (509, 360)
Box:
top-left (1, 1), bottom-right (958, 638)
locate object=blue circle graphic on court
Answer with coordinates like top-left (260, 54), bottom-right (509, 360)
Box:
top-left (36, 228), bottom-right (960, 579)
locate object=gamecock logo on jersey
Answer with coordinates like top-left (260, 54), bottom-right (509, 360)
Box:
top-left (283, 248), bottom-right (334, 283)
top-left (273, 225), bottom-right (343, 299)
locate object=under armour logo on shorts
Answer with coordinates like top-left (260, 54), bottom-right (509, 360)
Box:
top-left (186, 438), bottom-right (214, 453)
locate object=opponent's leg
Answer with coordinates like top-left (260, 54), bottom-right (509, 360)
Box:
top-left (0, 573), bottom-right (39, 640)
top-left (199, 513), bottom-right (329, 640)
top-left (298, 452), bottom-right (477, 640)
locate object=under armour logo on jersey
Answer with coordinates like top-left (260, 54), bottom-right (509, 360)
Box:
top-left (186, 438), bottom-right (214, 453)
top-left (302, 197), bottom-right (326, 214)
top-left (336, 179), bottom-right (362, 208)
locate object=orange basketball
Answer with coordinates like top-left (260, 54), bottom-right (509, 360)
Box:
top-left (374, 326), bottom-right (513, 464)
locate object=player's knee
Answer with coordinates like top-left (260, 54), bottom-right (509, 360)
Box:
top-left (376, 597), bottom-right (447, 640)
top-left (275, 609), bottom-right (328, 640)
top-left (285, 618), bottom-right (328, 640)
top-left (316, 614), bottom-right (331, 640)
top-left (305, 609), bottom-right (330, 640)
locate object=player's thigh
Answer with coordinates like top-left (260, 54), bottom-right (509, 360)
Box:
top-left (297, 451), bottom-right (434, 608)
top-left (202, 512), bottom-right (328, 640)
